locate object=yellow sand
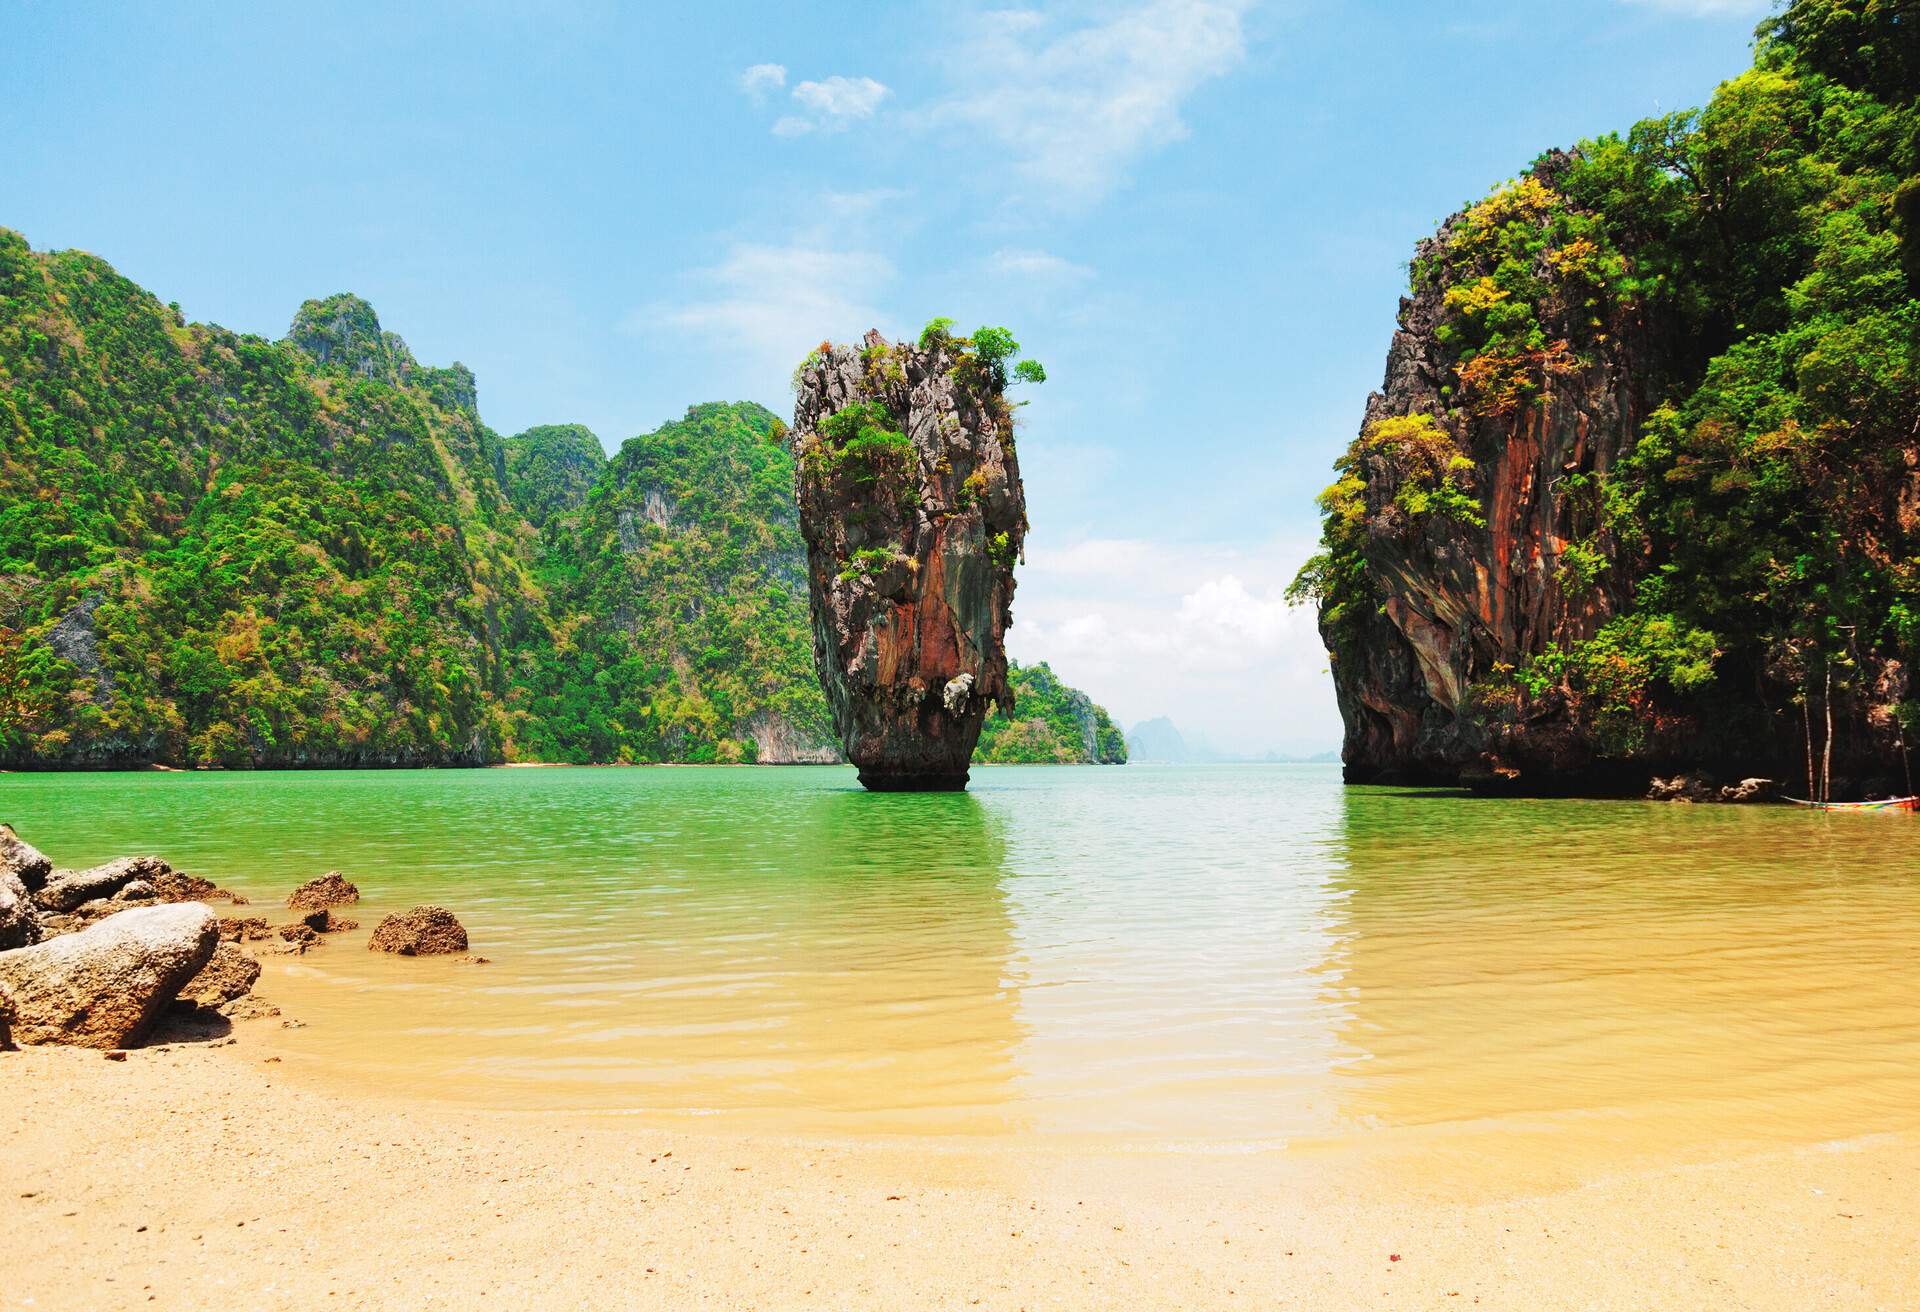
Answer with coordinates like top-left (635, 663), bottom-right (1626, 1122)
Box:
top-left (4, 1035), bottom-right (1915, 1311)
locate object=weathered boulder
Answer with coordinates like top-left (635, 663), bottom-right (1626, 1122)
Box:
top-left (278, 923), bottom-right (320, 947)
top-left (35, 855), bottom-right (172, 913)
top-left (288, 872), bottom-right (360, 911)
top-left (0, 865), bottom-right (41, 950)
top-left (177, 942), bottom-right (262, 1011)
top-left (218, 916), bottom-right (272, 942)
top-left (150, 870), bottom-right (242, 904)
top-left (293, 906), bottom-right (356, 933)
top-left (0, 824), bottom-right (53, 891)
top-left (0, 979), bottom-right (14, 1048)
top-left (789, 328), bottom-right (1028, 790)
top-left (0, 903), bottom-right (217, 1048)
top-left (115, 879), bottom-right (158, 902)
top-left (368, 906), bottom-right (468, 956)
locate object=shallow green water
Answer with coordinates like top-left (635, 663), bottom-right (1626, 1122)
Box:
top-left (7, 764), bottom-right (1919, 1168)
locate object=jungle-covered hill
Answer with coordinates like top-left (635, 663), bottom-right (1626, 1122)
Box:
top-left (0, 230), bottom-right (1122, 768)
top-left (1294, 0), bottom-right (1920, 797)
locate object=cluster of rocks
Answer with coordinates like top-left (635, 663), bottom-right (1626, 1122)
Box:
top-left (0, 824), bottom-right (473, 1053)
top-left (1645, 774), bottom-right (1781, 804)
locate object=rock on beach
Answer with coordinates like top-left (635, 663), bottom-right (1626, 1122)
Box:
top-left (0, 903), bottom-right (217, 1048)
top-left (368, 906), bottom-right (468, 956)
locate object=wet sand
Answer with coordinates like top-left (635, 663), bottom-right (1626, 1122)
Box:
top-left (5, 1037), bottom-right (1916, 1311)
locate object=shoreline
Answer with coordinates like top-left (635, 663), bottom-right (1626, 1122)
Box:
top-left (6, 1035), bottom-right (1915, 1310)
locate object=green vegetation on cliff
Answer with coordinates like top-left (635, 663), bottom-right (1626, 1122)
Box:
top-left (975, 662), bottom-right (1127, 764)
top-left (0, 235), bottom-right (831, 766)
top-left (1298, 0), bottom-right (1920, 785)
top-left (517, 402), bottom-right (834, 764)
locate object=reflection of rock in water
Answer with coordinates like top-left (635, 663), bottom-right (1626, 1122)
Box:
top-left (757, 790), bottom-right (1028, 1133)
top-left (1322, 788), bottom-right (1920, 1173)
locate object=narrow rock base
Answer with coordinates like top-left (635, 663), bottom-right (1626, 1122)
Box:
top-left (856, 768), bottom-right (970, 793)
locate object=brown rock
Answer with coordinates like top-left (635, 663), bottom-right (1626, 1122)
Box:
top-left (278, 923), bottom-right (320, 947)
top-left (287, 872), bottom-right (360, 912)
top-left (177, 942), bottom-right (262, 1011)
top-left (368, 906), bottom-right (468, 956)
top-left (218, 917), bottom-right (272, 943)
top-left (223, 995), bottom-right (281, 1021)
top-left (150, 871), bottom-right (242, 904)
top-left (293, 906), bottom-right (356, 934)
top-left (34, 856), bottom-right (172, 913)
top-left (790, 328), bottom-right (1028, 791)
top-left (0, 824), bottom-right (53, 891)
top-left (0, 903), bottom-right (218, 1048)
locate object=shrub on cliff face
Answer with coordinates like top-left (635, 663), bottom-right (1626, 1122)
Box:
top-left (1298, 0), bottom-right (1920, 785)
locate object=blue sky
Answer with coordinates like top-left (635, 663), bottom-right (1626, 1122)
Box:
top-left (3, 0), bottom-right (1770, 753)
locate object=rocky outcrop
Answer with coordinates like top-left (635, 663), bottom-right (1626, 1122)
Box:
top-left (0, 824), bottom-right (52, 890)
top-left (177, 942), bottom-right (263, 1012)
top-left (368, 906), bottom-right (468, 955)
top-left (35, 855), bottom-right (173, 913)
top-left (0, 866), bottom-right (41, 950)
top-left (0, 903), bottom-right (217, 1048)
top-left (288, 872), bottom-right (360, 911)
top-left (1312, 157), bottom-right (1682, 792)
top-left (790, 330), bottom-right (1028, 790)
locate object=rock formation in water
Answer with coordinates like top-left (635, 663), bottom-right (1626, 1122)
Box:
top-left (1298, 5), bottom-right (1920, 797)
top-left (790, 327), bottom-right (1032, 790)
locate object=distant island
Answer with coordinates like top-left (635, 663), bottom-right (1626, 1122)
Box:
top-left (1293, 5), bottom-right (1920, 800)
top-left (0, 239), bottom-right (1123, 770)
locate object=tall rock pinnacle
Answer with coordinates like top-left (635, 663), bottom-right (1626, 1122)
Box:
top-left (790, 326), bottom-right (1032, 791)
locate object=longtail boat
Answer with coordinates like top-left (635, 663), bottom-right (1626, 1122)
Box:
top-left (1784, 795), bottom-right (1920, 811)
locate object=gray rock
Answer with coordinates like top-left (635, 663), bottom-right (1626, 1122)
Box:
top-left (0, 902), bottom-right (217, 1048)
top-left (1718, 777), bottom-right (1781, 804)
top-left (0, 823), bottom-right (53, 891)
top-left (35, 855), bottom-right (172, 913)
top-left (0, 865), bottom-right (41, 950)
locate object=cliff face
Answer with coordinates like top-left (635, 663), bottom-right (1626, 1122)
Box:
top-left (1328, 158), bottom-right (1656, 786)
top-left (1307, 6), bottom-right (1920, 798)
top-left (790, 330), bottom-right (1027, 790)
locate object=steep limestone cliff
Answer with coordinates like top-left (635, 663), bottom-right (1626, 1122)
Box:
top-left (1301, 5), bottom-right (1920, 798)
top-left (790, 328), bottom-right (1029, 790)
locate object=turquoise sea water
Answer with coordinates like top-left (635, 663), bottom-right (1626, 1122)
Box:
top-left (7, 764), bottom-right (1919, 1169)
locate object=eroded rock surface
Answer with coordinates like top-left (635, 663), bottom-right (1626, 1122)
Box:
top-left (0, 824), bottom-right (53, 891)
top-left (288, 872), bottom-right (360, 911)
top-left (0, 866), bottom-right (41, 950)
top-left (790, 330), bottom-right (1027, 790)
top-left (368, 906), bottom-right (468, 955)
top-left (177, 942), bottom-right (263, 1012)
top-left (0, 903), bottom-right (217, 1048)
top-left (35, 855), bottom-right (172, 913)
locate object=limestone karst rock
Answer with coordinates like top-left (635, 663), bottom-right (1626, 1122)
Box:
top-left (790, 329), bottom-right (1029, 790)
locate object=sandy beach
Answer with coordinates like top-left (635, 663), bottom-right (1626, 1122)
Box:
top-left (5, 1031), bottom-right (1916, 1311)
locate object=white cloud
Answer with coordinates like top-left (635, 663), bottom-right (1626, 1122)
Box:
top-left (772, 75), bottom-right (891, 135)
top-left (636, 242), bottom-right (895, 390)
top-left (927, 0), bottom-right (1249, 209)
top-left (1007, 534), bottom-right (1341, 756)
top-left (738, 63), bottom-right (786, 103)
top-left (988, 248), bottom-right (1095, 282)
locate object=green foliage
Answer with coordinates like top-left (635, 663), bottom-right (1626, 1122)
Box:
top-left (517, 402), bottom-right (833, 765)
top-left (815, 401), bottom-right (912, 483)
top-left (502, 424), bottom-right (607, 530)
top-left (1304, 0), bottom-right (1920, 756)
top-left (974, 661), bottom-right (1127, 764)
top-left (0, 231), bottom-right (835, 768)
top-left (918, 317), bottom-right (956, 348)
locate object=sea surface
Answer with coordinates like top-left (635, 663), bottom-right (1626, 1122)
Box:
top-left (8, 764), bottom-right (1919, 1179)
